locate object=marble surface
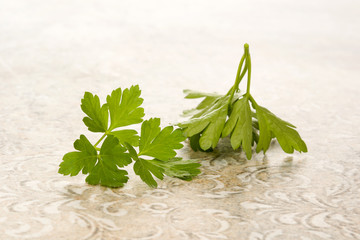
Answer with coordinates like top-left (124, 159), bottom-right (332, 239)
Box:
top-left (1, 0), bottom-right (360, 239)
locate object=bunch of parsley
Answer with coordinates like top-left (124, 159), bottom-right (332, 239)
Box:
top-left (179, 44), bottom-right (307, 159)
top-left (58, 85), bottom-right (201, 188)
top-left (59, 44), bottom-right (307, 188)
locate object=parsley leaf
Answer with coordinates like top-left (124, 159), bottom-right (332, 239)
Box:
top-left (59, 135), bottom-right (97, 176)
top-left (255, 105), bottom-right (307, 154)
top-left (133, 158), bottom-right (165, 188)
top-left (106, 85), bottom-right (144, 131)
top-left (81, 92), bottom-right (109, 132)
top-left (109, 129), bottom-right (139, 146)
top-left (59, 135), bottom-right (132, 187)
top-left (138, 118), bottom-right (186, 160)
top-left (179, 96), bottom-right (229, 150)
top-left (86, 135), bottom-right (131, 187)
top-left (122, 141), bottom-right (165, 188)
top-left (222, 96), bottom-right (253, 159)
top-left (150, 157), bottom-right (201, 181)
top-left (124, 118), bottom-right (201, 188)
top-left (180, 43), bottom-right (307, 159)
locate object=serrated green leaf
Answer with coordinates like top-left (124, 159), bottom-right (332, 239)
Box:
top-left (109, 129), bottom-right (139, 147)
top-left (199, 106), bottom-right (227, 150)
top-left (133, 158), bottom-right (164, 188)
top-left (255, 105), bottom-right (307, 154)
top-left (99, 135), bottom-right (132, 167)
top-left (85, 135), bottom-right (132, 187)
top-left (81, 92), bottom-right (108, 132)
top-left (60, 135), bottom-right (132, 187)
top-left (222, 96), bottom-right (253, 159)
top-left (85, 164), bottom-right (129, 188)
top-left (255, 106), bottom-right (272, 153)
top-left (179, 96), bottom-right (229, 150)
top-left (106, 85), bottom-right (144, 130)
top-left (151, 157), bottom-right (201, 181)
top-left (139, 118), bottom-right (186, 160)
top-left (59, 135), bottom-right (97, 176)
top-left (123, 142), bottom-right (139, 160)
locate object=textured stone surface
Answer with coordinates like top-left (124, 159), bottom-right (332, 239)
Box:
top-left (1, 0), bottom-right (360, 239)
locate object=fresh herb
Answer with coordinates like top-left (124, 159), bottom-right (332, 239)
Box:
top-left (59, 85), bottom-right (201, 188)
top-left (179, 44), bottom-right (307, 159)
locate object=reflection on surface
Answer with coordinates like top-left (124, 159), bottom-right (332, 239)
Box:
top-left (1, 136), bottom-right (360, 239)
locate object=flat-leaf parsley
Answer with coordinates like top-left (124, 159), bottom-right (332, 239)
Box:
top-left (179, 44), bottom-right (307, 159)
top-left (59, 86), bottom-right (201, 188)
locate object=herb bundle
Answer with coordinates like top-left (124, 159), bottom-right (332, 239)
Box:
top-left (179, 44), bottom-right (307, 159)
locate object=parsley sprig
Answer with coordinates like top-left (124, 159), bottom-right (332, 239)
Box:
top-left (179, 44), bottom-right (307, 159)
top-left (59, 85), bottom-right (201, 188)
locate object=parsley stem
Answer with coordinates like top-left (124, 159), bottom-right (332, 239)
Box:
top-left (227, 46), bottom-right (248, 106)
top-left (94, 133), bottom-right (107, 148)
top-left (245, 44), bottom-right (252, 96)
top-left (248, 94), bottom-right (258, 108)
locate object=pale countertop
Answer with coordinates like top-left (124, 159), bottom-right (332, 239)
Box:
top-left (1, 0), bottom-right (360, 239)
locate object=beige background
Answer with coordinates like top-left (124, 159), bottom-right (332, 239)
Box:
top-left (1, 0), bottom-right (360, 239)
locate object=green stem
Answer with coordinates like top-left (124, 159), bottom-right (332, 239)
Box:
top-left (245, 44), bottom-right (251, 96)
top-left (227, 46), bottom-right (248, 106)
top-left (94, 133), bottom-right (107, 148)
top-left (248, 94), bottom-right (258, 108)
top-left (227, 54), bottom-right (245, 95)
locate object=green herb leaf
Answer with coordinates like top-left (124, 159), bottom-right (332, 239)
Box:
top-left (59, 135), bottom-right (97, 176)
top-left (85, 135), bottom-right (132, 187)
top-left (255, 105), bottom-right (308, 154)
top-left (222, 96), bottom-right (253, 159)
top-left (151, 157), bottom-right (201, 181)
top-left (179, 96), bottom-right (228, 150)
top-left (123, 119), bottom-right (201, 188)
top-left (85, 164), bottom-right (129, 188)
top-left (138, 118), bottom-right (186, 160)
top-left (81, 92), bottom-right (108, 132)
top-left (109, 129), bottom-right (139, 147)
top-left (59, 135), bottom-right (132, 187)
top-left (124, 142), bottom-right (164, 188)
top-left (106, 85), bottom-right (144, 131)
top-left (133, 158), bottom-right (164, 188)
top-left (98, 135), bottom-right (132, 167)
